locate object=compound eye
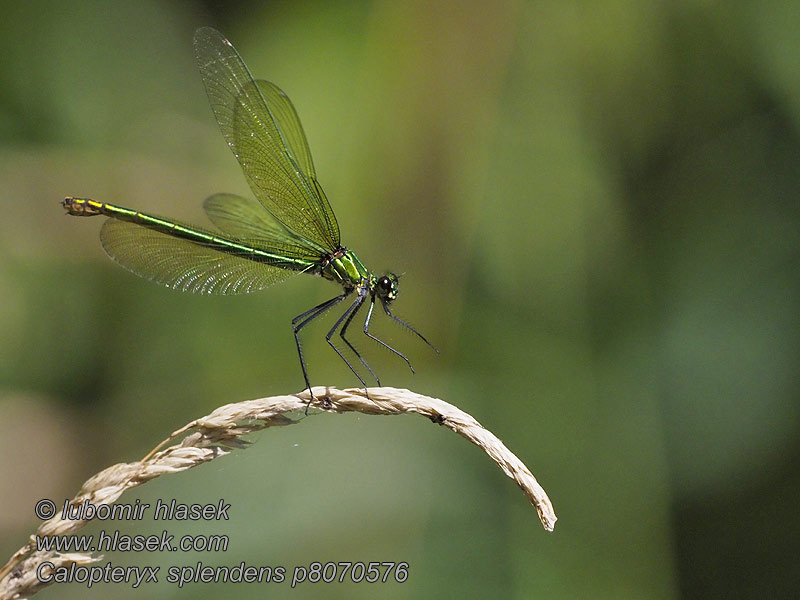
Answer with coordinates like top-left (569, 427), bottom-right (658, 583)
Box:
top-left (378, 276), bottom-right (392, 292)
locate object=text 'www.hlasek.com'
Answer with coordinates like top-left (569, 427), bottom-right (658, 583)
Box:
top-left (32, 498), bottom-right (409, 588)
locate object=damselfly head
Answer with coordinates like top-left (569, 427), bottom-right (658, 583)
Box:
top-left (375, 273), bottom-right (399, 301)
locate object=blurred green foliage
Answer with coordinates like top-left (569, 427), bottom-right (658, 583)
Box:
top-left (1, 1), bottom-right (799, 598)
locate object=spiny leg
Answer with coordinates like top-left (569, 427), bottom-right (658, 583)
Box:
top-left (293, 293), bottom-right (347, 331)
top-left (382, 300), bottom-right (439, 353)
top-left (292, 292), bottom-right (348, 409)
top-left (326, 292), bottom-right (372, 394)
top-left (340, 292), bottom-right (381, 386)
top-left (363, 295), bottom-right (415, 373)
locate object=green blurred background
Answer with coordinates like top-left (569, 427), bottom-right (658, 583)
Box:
top-left (2, 0), bottom-right (799, 598)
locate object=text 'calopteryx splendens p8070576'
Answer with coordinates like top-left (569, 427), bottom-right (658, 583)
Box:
top-left (63, 27), bottom-right (436, 403)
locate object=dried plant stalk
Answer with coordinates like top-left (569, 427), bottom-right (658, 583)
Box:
top-left (0, 386), bottom-right (556, 599)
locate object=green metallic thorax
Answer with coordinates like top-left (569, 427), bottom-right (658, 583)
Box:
top-left (321, 248), bottom-right (373, 290)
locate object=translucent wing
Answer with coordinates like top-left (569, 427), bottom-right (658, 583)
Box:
top-left (203, 192), bottom-right (317, 260)
top-left (100, 219), bottom-right (300, 295)
top-left (193, 27), bottom-right (339, 254)
top-left (253, 80), bottom-right (315, 178)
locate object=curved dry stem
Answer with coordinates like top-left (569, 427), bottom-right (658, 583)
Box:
top-left (0, 386), bottom-right (556, 599)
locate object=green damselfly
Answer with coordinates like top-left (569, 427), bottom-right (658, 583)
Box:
top-left (63, 27), bottom-right (435, 400)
